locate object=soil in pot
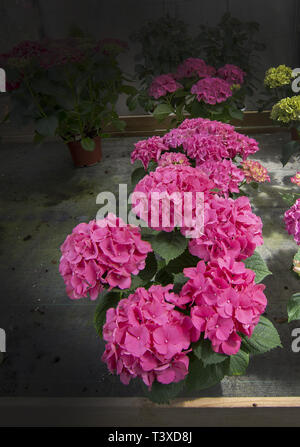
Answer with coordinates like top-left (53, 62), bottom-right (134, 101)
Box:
top-left (67, 136), bottom-right (102, 167)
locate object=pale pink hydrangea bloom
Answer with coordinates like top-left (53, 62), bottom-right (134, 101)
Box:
top-left (175, 57), bottom-right (216, 79)
top-left (284, 199), bottom-right (300, 245)
top-left (148, 74), bottom-right (183, 99)
top-left (158, 152), bottom-right (190, 167)
top-left (132, 164), bottom-right (214, 233)
top-left (241, 160), bottom-right (271, 183)
top-left (191, 77), bottom-right (233, 105)
top-left (197, 159), bottom-right (245, 197)
top-left (131, 136), bottom-right (169, 169)
top-left (188, 195), bottom-right (263, 262)
top-left (291, 172), bottom-right (300, 186)
top-left (217, 64), bottom-right (246, 85)
top-left (102, 285), bottom-right (192, 388)
top-left (177, 258), bottom-right (267, 355)
top-left (59, 214), bottom-right (152, 300)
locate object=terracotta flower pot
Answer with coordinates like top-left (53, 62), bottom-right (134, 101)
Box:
top-left (291, 127), bottom-right (300, 141)
top-left (67, 136), bottom-right (102, 167)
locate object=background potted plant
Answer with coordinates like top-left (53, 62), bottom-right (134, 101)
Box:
top-left (1, 36), bottom-right (136, 167)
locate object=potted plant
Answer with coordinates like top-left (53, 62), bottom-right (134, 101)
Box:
top-left (128, 57), bottom-right (246, 126)
top-left (1, 37), bottom-right (136, 167)
top-left (59, 117), bottom-right (280, 403)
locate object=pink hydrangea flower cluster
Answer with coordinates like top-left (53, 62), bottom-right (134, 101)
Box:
top-left (131, 136), bottom-right (169, 169)
top-left (102, 285), bottom-right (192, 387)
top-left (158, 152), bottom-right (190, 167)
top-left (284, 199), bottom-right (300, 245)
top-left (197, 159), bottom-right (245, 197)
top-left (132, 164), bottom-right (214, 234)
top-left (191, 77), bottom-right (233, 105)
top-left (163, 118), bottom-right (259, 162)
top-left (59, 214), bottom-right (152, 300)
top-left (148, 74), bottom-right (183, 99)
top-left (178, 258), bottom-right (267, 355)
top-left (291, 172), bottom-right (300, 186)
top-left (175, 58), bottom-right (216, 79)
top-left (217, 64), bottom-right (246, 86)
top-left (188, 195), bottom-right (263, 262)
top-left (241, 160), bottom-right (271, 183)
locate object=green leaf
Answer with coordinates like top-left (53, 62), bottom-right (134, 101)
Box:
top-left (186, 357), bottom-right (229, 391)
top-left (287, 293), bottom-right (300, 323)
top-left (242, 251), bottom-right (272, 283)
top-left (35, 115), bottom-right (58, 137)
top-left (151, 231), bottom-right (188, 264)
top-left (241, 316), bottom-right (282, 355)
top-left (279, 192), bottom-right (300, 207)
top-left (194, 339), bottom-right (227, 366)
top-left (228, 349), bottom-right (249, 375)
top-left (81, 137), bottom-right (95, 151)
top-left (139, 252), bottom-right (157, 281)
top-left (142, 379), bottom-right (185, 404)
top-left (281, 141), bottom-right (300, 167)
top-left (153, 103), bottom-right (173, 121)
top-left (166, 248), bottom-right (199, 274)
top-left (131, 167), bottom-right (146, 188)
top-left (128, 275), bottom-right (146, 291)
top-left (94, 291), bottom-right (121, 337)
top-left (112, 119), bottom-right (126, 131)
top-left (155, 268), bottom-right (173, 286)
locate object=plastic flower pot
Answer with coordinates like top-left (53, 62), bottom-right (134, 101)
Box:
top-left (291, 127), bottom-right (300, 141)
top-left (67, 136), bottom-right (102, 167)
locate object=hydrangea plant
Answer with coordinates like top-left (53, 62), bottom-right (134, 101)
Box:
top-left (128, 58), bottom-right (246, 126)
top-left (59, 118), bottom-right (281, 403)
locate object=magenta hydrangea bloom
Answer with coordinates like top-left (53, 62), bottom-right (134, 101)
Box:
top-left (191, 77), bottom-right (233, 105)
top-left (189, 195), bottom-right (263, 262)
top-left (59, 214), bottom-right (152, 300)
top-left (175, 58), bottom-right (216, 79)
top-left (284, 199), bottom-right (300, 244)
top-left (131, 136), bottom-right (169, 169)
top-left (132, 164), bottom-right (214, 234)
top-left (197, 159), bottom-right (245, 197)
top-left (158, 152), bottom-right (190, 167)
top-left (163, 118), bottom-right (259, 161)
top-left (178, 258), bottom-right (267, 355)
top-left (102, 285), bottom-right (192, 388)
top-left (217, 64), bottom-right (246, 85)
top-left (148, 74), bottom-right (183, 99)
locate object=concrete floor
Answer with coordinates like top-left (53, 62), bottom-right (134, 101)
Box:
top-left (1, 132), bottom-right (300, 397)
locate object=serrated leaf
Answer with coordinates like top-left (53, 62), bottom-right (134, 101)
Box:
top-left (166, 248), bottom-right (199, 274)
top-left (142, 379), bottom-right (185, 404)
top-left (81, 137), bottom-right (95, 151)
top-left (131, 167), bottom-right (146, 188)
top-left (242, 251), bottom-right (272, 283)
top-left (287, 293), bottom-right (300, 322)
top-left (241, 316), bottom-right (282, 355)
top-left (153, 103), bottom-right (173, 121)
top-left (139, 252), bottom-right (157, 281)
top-left (186, 357), bottom-right (229, 391)
top-left (151, 231), bottom-right (188, 264)
top-left (228, 349), bottom-right (249, 375)
top-left (94, 291), bottom-right (121, 337)
top-left (193, 339), bottom-right (227, 366)
top-left (279, 192), bottom-right (300, 207)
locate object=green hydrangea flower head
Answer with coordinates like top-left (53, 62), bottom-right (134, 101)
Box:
top-left (271, 96), bottom-right (300, 124)
top-left (264, 65), bottom-right (292, 88)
